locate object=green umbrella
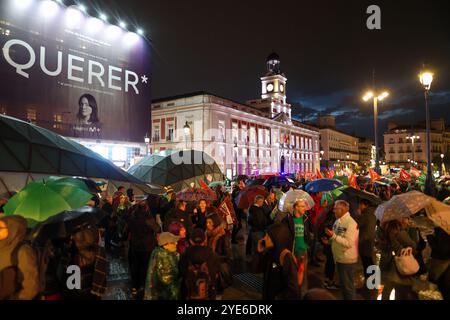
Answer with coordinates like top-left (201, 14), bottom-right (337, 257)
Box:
top-left (209, 181), bottom-right (224, 188)
top-left (4, 180), bottom-right (93, 225)
top-left (38, 176), bottom-right (90, 192)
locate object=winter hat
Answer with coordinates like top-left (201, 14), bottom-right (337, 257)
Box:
top-left (190, 228), bottom-right (206, 244)
top-left (158, 232), bottom-right (179, 246)
top-left (168, 221), bottom-right (184, 236)
top-left (205, 213), bottom-right (224, 229)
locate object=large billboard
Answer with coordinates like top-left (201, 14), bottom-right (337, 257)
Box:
top-left (0, 0), bottom-right (151, 142)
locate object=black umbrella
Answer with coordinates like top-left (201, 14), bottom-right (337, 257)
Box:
top-left (30, 206), bottom-right (106, 244)
top-left (341, 186), bottom-right (382, 206)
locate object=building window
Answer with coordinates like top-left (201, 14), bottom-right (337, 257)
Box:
top-left (251, 149), bottom-right (256, 159)
top-left (242, 148), bottom-right (247, 158)
top-left (218, 120), bottom-right (225, 141)
top-left (301, 137), bottom-right (304, 149)
top-left (296, 136), bottom-right (300, 149)
top-left (26, 108), bottom-right (37, 124)
top-left (250, 126), bottom-right (256, 144)
top-left (167, 123), bottom-right (174, 141)
top-left (309, 138), bottom-right (312, 151)
top-left (219, 145), bottom-right (226, 158)
top-left (272, 130), bottom-right (279, 145)
top-left (53, 114), bottom-right (62, 129)
top-left (153, 125), bottom-right (160, 142)
top-left (265, 129), bottom-right (270, 146)
top-left (258, 127), bottom-right (264, 145)
top-left (242, 124), bottom-right (248, 143)
top-left (232, 122), bottom-right (238, 142)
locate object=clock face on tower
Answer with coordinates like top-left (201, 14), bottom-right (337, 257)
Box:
top-left (266, 83), bottom-right (274, 92)
top-left (280, 84), bottom-right (284, 92)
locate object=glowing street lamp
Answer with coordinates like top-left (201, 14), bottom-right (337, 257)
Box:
top-left (144, 133), bottom-right (150, 156)
top-left (183, 121), bottom-right (191, 149)
top-left (419, 70), bottom-right (434, 195)
top-left (363, 90), bottom-right (389, 174)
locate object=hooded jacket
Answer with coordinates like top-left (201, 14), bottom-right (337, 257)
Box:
top-left (261, 223), bottom-right (300, 300)
top-left (0, 216), bottom-right (40, 300)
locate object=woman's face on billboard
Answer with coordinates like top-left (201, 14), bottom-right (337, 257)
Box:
top-left (81, 97), bottom-right (92, 118)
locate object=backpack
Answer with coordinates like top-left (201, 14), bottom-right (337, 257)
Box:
top-left (185, 260), bottom-right (211, 300)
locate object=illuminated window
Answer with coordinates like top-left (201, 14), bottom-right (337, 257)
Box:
top-left (218, 120), bottom-right (225, 141)
top-left (301, 137), bottom-right (304, 149)
top-left (53, 114), bottom-right (62, 129)
top-left (258, 128), bottom-right (264, 145)
top-left (242, 124), bottom-right (248, 142)
top-left (153, 125), bottom-right (160, 142)
top-left (167, 123), bottom-right (174, 141)
top-left (250, 126), bottom-right (256, 144)
top-left (26, 108), bottom-right (37, 124)
top-left (232, 122), bottom-right (238, 142)
top-left (219, 145), bottom-right (226, 158)
top-left (242, 148), bottom-right (247, 158)
top-left (265, 129), bottom-right (270, 145)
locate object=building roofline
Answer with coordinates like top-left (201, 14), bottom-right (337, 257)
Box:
top-left (319, 127), bottom-right (359, 139)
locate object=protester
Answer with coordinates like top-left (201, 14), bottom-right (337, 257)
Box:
top-left (231, 179), bottom-right (246, 244)
top-left (206, 213), bottom-right (232, 298)
top-left (262, 191), bottom-right (277, 221)
top-left (427, 227), bottom-right (450, 300)
top-left (179, 228), bottom-right (221, 300)
top-left (0, 216), bottom-right (40, 300)
top-left (325, 200), bottom-right (359, 300)
top-left (248, 195), bottom-right (269, 255)
top-left (99, 195), bottom-right (114, 250)
top-left (257, 223), bottom-right (300, 300)
top-left (144, 232), bottom-right (180, 300)
top-left (283, 199), bottom-right (310, 296)
top-left (168, 221), bottom-right (189, 255)
top-left (317, 205), bottom-right (337, 289)
top-left (164, 200), bottom-right (194, 235)
top-left (192, 199), bottom-right (213, 230)
top-left (356, 199), bottom-right (377, 288)
top-left (377, 219), bottom-right (417, 300)
top-left (61, 225), bottom-right (107, 300)
top-left (125, 201), bottom-right (160, 298)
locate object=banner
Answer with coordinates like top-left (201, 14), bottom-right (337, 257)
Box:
top-left (218, 195), bottom-right (237, 225)
top-left (0, 1), bottom-right (151, 142)
top-left (399, 169), bottom-right (412, 182)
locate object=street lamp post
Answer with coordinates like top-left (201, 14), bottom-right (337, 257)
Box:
top-left (363, 90), bottom-right (389, 175)
top-left (419, 71), bottom-right (434, 195)
top-left (183, 121), bottom-right (191, 150)
top-left (440, 153), bottom-right (445, 176)
top-left (346, 154), bottom-right (350, 170)
top-left (144, 133), bottom-right (150, 156)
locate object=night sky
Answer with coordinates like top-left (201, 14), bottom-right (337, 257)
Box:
top-left (86, 0), bottom-right (450, 140)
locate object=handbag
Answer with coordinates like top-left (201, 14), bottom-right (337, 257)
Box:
top-left (394, 247), bottom-right (420, 276)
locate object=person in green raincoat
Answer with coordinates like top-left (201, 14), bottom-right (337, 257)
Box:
top-left (144, 232), bottom-right (180, 300)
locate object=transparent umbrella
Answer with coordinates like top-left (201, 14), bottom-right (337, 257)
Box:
top-left (278, 189), bottom-right (315, 213)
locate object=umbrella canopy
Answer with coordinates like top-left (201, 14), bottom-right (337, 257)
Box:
top-left (0, 114), bottom-right (161, 195)
top-left (39, 176), bottom-right (101, 194)
top-left (30, 206), bottom-right (106, 245)
top-left (235, 185), bottom-right (269, 209)
top-left (4, 180), bottom-right (93, 225)
top-left (305, 179), bottom-right (343, 193)
top-left (375, 191), bottom-right (434, 223)
top-left (425, 199), bottom-right (450, 235)
top-left (128, 150), bottom-right (224, 193)
top-left (278, 189), bottom-right (315, 212)
top-left (341, 186), bottom-right (382, 206)
top-left (176, 187), bottom-right (217, 203)
top-left (209, 181), bottom-right (224, 189)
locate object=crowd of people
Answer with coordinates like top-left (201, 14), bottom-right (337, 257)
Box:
top-left (1, 174), bottom-right (449, 301)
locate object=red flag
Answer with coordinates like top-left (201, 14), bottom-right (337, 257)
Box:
top-left (369, 168), bottom-right (381, 182)
top-left (410, 166), bottom-right (421, 178)
top-left (349, 173), bottom-right (358, 188)
top-left (218, 195), bottom-right (237, 225)
top-left (327, 169), bottom-right (335, 179)
top-left (316, 169), bottom-right (323, 179)
top-left (199, 179), bottom-right (210, 190)
top-left (399, 169), bottom-right (412, 182)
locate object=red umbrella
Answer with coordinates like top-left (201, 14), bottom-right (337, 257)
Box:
top-left (235, 185), bottom-right (269, 209)
top-left (176, 187), bottom-right (217, 203)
